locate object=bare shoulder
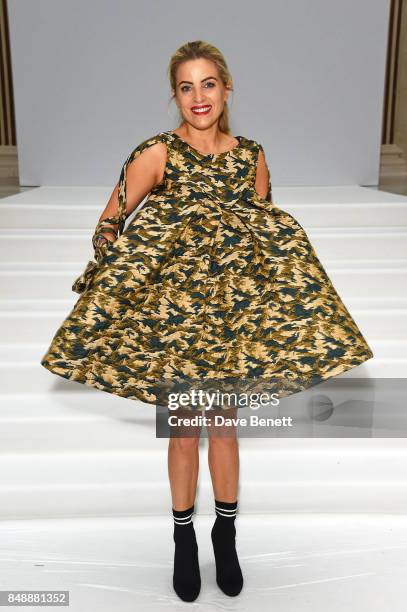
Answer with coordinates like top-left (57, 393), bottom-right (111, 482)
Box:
top-left (126, 135), bottom-right (167, 185)
top-left (130, 133), bottom-right (168, 163)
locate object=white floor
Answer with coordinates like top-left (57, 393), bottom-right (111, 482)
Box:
top-left (1, 514), bottom-right (406, 611)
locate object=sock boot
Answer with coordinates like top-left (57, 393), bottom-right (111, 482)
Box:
top-left (172, 504), bottom-right (201, 601)
top-left (211, 499), bottom-right (243, 596)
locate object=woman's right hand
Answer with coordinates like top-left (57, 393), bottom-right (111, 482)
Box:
top-left (93, 233), bottom-right (116, 262)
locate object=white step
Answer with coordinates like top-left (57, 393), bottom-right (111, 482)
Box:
top-left (2, 452), bottom-right (407, 518)
top-left (1, 227), bottom-right (407, 262)
top-left (0, 393), bottom-right (407, 518)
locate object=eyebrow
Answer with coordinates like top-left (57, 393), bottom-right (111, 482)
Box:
top-left (178, 76), bottom-right (218, 86)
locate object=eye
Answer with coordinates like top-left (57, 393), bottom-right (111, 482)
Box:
top-left (204, 81), bottom-right (215, 88)
top-left (180, 85), bottom-right (191, 93)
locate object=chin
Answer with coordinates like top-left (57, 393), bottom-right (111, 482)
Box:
top-left (188, 113), bottom-right (218, 126)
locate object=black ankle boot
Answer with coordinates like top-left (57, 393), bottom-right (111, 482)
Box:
top-left (211, 499), bottom-right (243, 596)
top-left (172, 505), bottom-right (201, 601)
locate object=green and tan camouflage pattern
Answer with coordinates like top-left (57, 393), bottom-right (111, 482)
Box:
top-left (40, 130), bottom-right (374, 406)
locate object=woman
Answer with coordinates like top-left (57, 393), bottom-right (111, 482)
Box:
top-left (41, 40), bottom-right (374, 602)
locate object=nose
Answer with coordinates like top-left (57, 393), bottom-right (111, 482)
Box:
top-left (192, 88), bottom-right (205, 103)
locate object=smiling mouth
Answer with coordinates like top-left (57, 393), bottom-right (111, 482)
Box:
top-left (191, 105), bottom-right (212, 115)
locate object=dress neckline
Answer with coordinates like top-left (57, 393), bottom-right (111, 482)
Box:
top-left (167, 130), bottom-right (243, 159)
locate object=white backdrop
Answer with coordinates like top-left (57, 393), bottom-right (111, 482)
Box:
top-left (8, 0), bottom-right (390, 187)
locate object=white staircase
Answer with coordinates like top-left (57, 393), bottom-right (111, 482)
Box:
top-left (0, 185), bottom-right (406, 519)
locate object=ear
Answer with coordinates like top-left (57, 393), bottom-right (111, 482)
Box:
top-left (172, 91), bottom-right (179, 109)
top-left (224, 81), bottom-right (233, 102)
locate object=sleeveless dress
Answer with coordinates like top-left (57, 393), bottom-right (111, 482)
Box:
top-left (40, 130), bottom-right (374, 407)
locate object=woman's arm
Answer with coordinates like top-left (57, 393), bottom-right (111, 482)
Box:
top-left (93, 141), bottom-right (167, 259)
top-left (255, 147), bottom-right (272, 203)
top-left (97, 142), bottom-right (167, 241)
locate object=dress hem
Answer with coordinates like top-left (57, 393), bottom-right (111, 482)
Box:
top-left (40, 350), bottom-right (374, 410)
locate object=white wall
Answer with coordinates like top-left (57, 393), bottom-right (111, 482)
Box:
top-left (8, 0), bottom-right (390, 187)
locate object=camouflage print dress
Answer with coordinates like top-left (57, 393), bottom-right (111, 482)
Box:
top-left (40, 130), bottom-right (374, 407)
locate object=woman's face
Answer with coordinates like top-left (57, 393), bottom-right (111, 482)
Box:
top-left (173, 58), bottom-right (230, 130)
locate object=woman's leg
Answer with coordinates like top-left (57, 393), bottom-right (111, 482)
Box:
top-left (167, 414), bottom-right (202, 602)
top-left (207, 407), bottom-right (239, 501)
top-left (168, 421), bottom-right (201, 509)
top-left (206, 407), bottom-right (243, 597)
top-left (168, 436), bottom-right (200, 508)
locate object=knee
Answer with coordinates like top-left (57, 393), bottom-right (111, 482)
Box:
top-left (169, 436), bottom-right (200, 453)
top-left (208, 435), bottom-right (239, 449)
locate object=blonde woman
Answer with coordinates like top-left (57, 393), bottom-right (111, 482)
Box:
top-left (41, 40), bottom-right (374, 602)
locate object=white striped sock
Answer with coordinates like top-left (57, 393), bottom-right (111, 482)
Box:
top-left (173, 505), bottom-right (195, 526)
top-left (214, 500), bottom-right (237, 518)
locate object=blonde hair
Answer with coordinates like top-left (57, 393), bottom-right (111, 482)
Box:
top-left (168, 40), bottom-right (233, 134)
